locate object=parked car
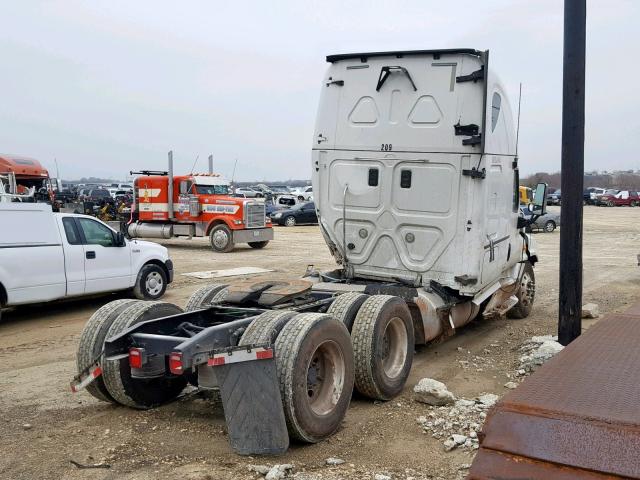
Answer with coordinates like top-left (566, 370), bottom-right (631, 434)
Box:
top-left (598, 190), bottom-right (640, 207)
top-left (267, 185), bottom-right (291, 194)
top-left (110, 183), bottom-right (133, 192)
top-left (86, 188), bottom-right (114, 203)
top-left (270, 201), bottom-right (318, 226)
top-left (520, 207), bottom-right (561, 233)
top-left (293, 186), bottom-right (313, 201)
top-left (234, 187), bottom-right (263, 198)
top-left (0, 202), bottom-right (174, 320)
top-left (546, 189), bottom-right (561, 205)
top-left (594, 189), bottom-right (620, 205)
top-left (583, 187), bottom-right (605, 205)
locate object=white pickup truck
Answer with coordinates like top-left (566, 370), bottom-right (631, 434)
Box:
top-left (0, 202), bottom-right (174, 318)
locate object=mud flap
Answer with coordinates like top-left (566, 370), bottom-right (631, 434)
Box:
top-left (210, 345), bottom-right (289, 455)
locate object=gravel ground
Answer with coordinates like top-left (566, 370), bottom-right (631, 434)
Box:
top-left (1, 205), bottom-right (640, 480)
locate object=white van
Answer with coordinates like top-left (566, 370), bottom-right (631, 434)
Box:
top-left (0, 202), bottom-right (173, 318)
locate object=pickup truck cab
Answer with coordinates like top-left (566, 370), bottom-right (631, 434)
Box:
top-left (0, 202), bottom-right (173, 316)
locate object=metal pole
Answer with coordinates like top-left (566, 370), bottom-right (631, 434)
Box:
top-left (558, 0), bottom-right (586, 346)
top-left (208, 154), bottom-right (214, 174)
top-left (168, 150), bottom-right (174, 220)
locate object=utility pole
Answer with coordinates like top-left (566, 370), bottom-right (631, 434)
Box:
top-left (558, 0), bottom-right (586, 346)
top-left (208, 154), bottom-right (214, 174)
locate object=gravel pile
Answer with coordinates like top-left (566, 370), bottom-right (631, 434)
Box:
top-left (415, 393), bottom-right (498, 452)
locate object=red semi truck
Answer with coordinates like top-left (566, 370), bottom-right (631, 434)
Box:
top-left (127, 152), bottom-right (273, 252)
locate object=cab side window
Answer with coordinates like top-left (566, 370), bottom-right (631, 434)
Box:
top-left (62, 218), bottom-right (81, 245)
top-left (77, 218), bottom-right (115, 247)
top-left (491, 92), bottom-right (502, 132)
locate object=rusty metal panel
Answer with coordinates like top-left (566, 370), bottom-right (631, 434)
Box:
top-left (469, 448), bottom-right (622, 479)
top-left (469, 308), bottom-right (640, 479)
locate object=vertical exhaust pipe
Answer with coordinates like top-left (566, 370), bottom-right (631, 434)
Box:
top-left (208, 154), bottom-right (214, 174)
top-left (168, 150), bottom-right (174, 220)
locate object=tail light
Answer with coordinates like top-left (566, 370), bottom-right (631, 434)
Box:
top-left (128, 347), bottom-right (144, 369)
top-left (169, 352), bottom-right (184, 375)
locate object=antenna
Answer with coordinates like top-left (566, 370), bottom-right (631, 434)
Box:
top-left (189, 154), bottom-right (200, 174)
top-left (515, 83), bottom-right (523, 158)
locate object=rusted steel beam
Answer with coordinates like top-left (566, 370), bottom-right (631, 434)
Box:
top-left (469, 308), bottom-right (640, 479)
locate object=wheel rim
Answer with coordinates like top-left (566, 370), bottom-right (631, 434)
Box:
top-left (520, 270), bottom-right (535, 308)
top-left (381, 317), bottom-right (408, 379)
top-left (285, 217), bottom-right (296, 227)
top-left (545, 222), bottom-right (554, 232)
top-left (212, 229), bottom-right (229, 249)
top-left (145, 272), bottom-right (164, 296)
top-left (306, 340), bottom-right (345, 416)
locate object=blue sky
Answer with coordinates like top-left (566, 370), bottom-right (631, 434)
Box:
top-left (0, 1), bottom-right (637, 180)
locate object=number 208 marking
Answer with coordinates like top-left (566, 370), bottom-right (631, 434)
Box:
top-left (380, 143), bottom-right (392, 151)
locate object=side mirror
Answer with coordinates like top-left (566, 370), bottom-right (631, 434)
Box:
top-left (115, 231), bottom-right (126, 247)
top-left (529, 182), bottom-right (547, 215)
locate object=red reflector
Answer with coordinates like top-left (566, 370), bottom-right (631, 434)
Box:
top-left (256, 349), bottom-right (274, 360)
top-left (128, 348), bottom-right (143, 369)
top-left (208, 356), bottom-right (226, 366)
top-left (169, 352), bottom-right (183, 375)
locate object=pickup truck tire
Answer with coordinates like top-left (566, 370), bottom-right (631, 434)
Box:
top-left (350, 295), bottom-right (414, 401)
top-left (102, 301), bottom-right (187, 409)
top-left (209, 224), bottom-right (235, 253)
top-left (133, 264), bottom-right (168, 300)
top-left (184, 283), bottom-right (229, 312)
top-left (239, 310), bottom-right (297, 345)
top-left (248, 241), bottom-right (269, 249)
top-left (327, 292), bottom-right (369, 332)
top-left (76, 299), bottom-right (140, 403)
top-left (275, 313), bottom-right (354, 443)
top-left (507, 262), bottom-right (535, 319)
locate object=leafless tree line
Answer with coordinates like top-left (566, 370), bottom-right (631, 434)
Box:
top-left (521, 172), bottom-right (640, 191)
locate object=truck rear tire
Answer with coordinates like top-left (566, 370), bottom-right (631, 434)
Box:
top-left (184, 283), bottom-right (229, 312)
top-left (209, 224), bottom-right (235, 253)
top-left (507, 262), bottom-right (535, 319)
top-left (133, 264), bottom-right (168, 300)
top-left (248, 241), bottom-right (269, 249)
top-left (351, 295), bottom-right (414, 401)
top-left (76, 299), bottom-right (140, 403)
top-left (327, 292), bottom-right (369, 332)
top-left (238, 310), bottom-right (297, 345)
top-left (102, 301), bottom-right (188, 409)
top-left (275, 313), bottom-right (354, 443)
top-left (209, 287), bottom-right (230, 304)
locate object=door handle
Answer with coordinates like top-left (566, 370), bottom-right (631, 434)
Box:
top-left (86, 251), bottom-right (96, 259)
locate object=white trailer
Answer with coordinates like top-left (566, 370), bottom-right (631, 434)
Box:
top-left (72, 49), bottom-right (546, 455)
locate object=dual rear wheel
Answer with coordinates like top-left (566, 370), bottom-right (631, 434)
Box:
top-left (76, 291), bottom-right (415, 442)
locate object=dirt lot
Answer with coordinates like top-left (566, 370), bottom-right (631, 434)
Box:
top-left (1, 206), bottom-right (640, 480)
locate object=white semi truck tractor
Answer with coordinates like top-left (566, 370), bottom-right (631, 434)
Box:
top-left (73, 49), bottom-right (546, 455)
